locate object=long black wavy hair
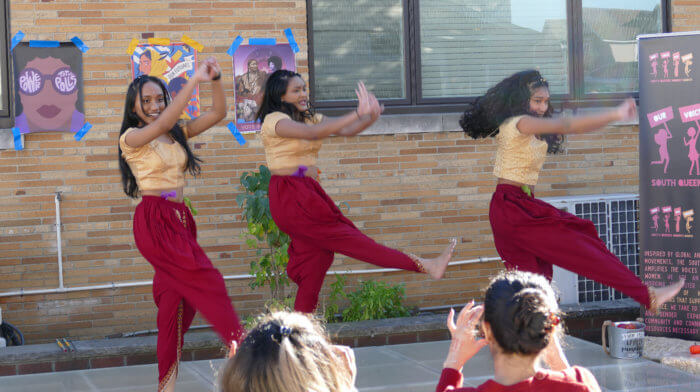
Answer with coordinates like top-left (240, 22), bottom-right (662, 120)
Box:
top-left (256, 70), bottom-right (314, 123)
top-left (459, 70), bottom-right (563, 154)
top-left (118, 75), bottom-right (202, 198)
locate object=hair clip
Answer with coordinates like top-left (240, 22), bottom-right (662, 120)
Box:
top-left (548, 313), bottom-right (561, 327)
top-left (271, 325), bottom-right (292, 343)
top-left (280, 325), bottom-right (292, 338)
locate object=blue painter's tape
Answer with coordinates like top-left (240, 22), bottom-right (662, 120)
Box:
top-left (29, 40), bottom-right (60, 48)
top-left (11, 127), bottom-right (23, 151)
top-left (74, 122), bottom-right (92, 141)
top-left (70, 36), bottom-right (89, 53)
top-left (10, 31), bottom-right (25, 51)
top-left (227, 36), bottom-right (244, 57)
top-left (227, 122), bottom-right (247, 146)
top-left (283, 28), bottom-right (299, 53)
top-left (248, 38), bottom-right (276, 46)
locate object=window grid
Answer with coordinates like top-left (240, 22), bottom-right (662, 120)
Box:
top-left (574, 198), bottom-right (640, 303)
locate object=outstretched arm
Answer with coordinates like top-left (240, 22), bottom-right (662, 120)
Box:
top-left (516, 98), bottom-right (636, 136)
top-left (186, 58), bottom-right (227, 138)
top-left (124, 61), bottom-right (213, 148)
top-left (275, 82), bottom-right (379, 140)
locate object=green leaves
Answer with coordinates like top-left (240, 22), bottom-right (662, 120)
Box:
top-left (324, 276), bottom-right (410, 322)
top-left (238, 165), bottom-right (291, 302)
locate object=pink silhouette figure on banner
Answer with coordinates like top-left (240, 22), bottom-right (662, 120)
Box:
top-left (678, 103), bottom-right (700, 175)
top-left (649, 53), bottom-right (659, 78)
top-left (663, 59), bottom-right (669, 78)
top-left (664, 213), bottom-right (670, 233)
top-left (648, 107), bottom-right (674, 174)
top-left (673, 52), bottom-right (681, 78)
top-left (674, 207), bottom-right (682, 233)
top-left (650, 207), bottom-right (660, 232)
top-left (684, 127), bottom-right (699, 175)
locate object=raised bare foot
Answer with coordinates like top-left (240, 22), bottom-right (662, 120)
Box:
top-left (650, 279), bottom-right (685, 312)
top-left (419, 238), bottom-right (458, 280)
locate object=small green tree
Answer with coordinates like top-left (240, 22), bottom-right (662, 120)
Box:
top-left (236, 165), bottom-right (290, 302)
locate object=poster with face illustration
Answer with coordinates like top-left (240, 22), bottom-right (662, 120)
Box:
top-left (130, 43), bottom-right (199, 120)
top-left (233, 44), bottom-right (295, 133)
top-left (13, 42), bottom-right (85, 134)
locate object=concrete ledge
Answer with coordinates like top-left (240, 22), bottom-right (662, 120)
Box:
top-left (0, 302), bottom-right (642, 377)
top-left (644, 336), bottom-right (700, 375)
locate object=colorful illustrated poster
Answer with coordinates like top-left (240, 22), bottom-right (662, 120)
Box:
top-left (13, 42), bottom-right (85, 134)
top-left (639, 32), bottom-right (699, 340)
top-left (130, 43), bottom-right (199, 120)
top-left (233, 44), bottom-right (295, 133)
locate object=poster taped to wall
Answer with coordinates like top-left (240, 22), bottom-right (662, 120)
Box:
top-left (233, 44), bottom-right (295, 133)
top-left (130, 43), bottom-right (200, 120)
top-left (13, 42), bottom-right (85, 134)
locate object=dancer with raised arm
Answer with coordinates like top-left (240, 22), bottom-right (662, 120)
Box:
top-left (118, 58), bottom-right (243, 392)
top-left (460, 70), bottom-right (684, 314)
top-left (257, 70), bottom-right (457, 313)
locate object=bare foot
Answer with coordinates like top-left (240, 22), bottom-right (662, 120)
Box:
top-left (650, 279), bottom-right (685, 312)
top-left (419, 238), bottom-right (458, 280)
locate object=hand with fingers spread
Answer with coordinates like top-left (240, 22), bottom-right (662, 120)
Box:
top-left (355, 81), bottom-right (373, 118)
top-left (443, 300), bottom-right (488, 370)
top-left (615, 98), bottom-right (637, 122)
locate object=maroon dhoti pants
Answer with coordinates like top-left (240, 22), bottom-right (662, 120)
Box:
top-left (269, 175), bottom-right (424, 313)
top-left (489, 184), bottom-right (650, 307)
top-left (133, 196), bottom-right (244, 390)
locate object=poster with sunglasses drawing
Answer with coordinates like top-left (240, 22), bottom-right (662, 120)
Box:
top-left (13, 42), bottom-right (85, 134)
top-left (130, 43), bottom-right (200, 120)
top-left (233, 44), bottom-right (295, 133)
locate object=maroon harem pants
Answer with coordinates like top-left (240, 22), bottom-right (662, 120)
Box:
top-left (133, 196), bottom-right (244, 391)
top-left (489, 184), bottom-right (650, 307)
top-left (269, 175), bottom-right (424, 313)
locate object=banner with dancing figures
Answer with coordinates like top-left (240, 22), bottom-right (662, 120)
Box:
top-left (232, 43), bottom-right (295, 133)
top-left (130, 42), bottom-right (200, 120)
top-left (13, 42), bottom-right (86, 134)
top-left (639, 32), bottom-right (699, 340)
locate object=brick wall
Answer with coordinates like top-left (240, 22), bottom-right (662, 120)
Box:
top-left (0, 0), bottom-right (697, 344)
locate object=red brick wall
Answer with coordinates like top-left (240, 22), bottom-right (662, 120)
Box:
top-left (1, 0), bottom-right (696, 343)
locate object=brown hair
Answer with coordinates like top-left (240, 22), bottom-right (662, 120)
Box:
top-left (221, 311), bottom-right (355, 392)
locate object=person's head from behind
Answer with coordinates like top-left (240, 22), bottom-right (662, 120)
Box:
top-left (168, 76), bottom-right (188, 99)
top-left (221, 311), bottom-right (356, 392)
top-left (481, 271), bottom-right (562, 359)
top-left (256, 69), bottom-right (311, 122)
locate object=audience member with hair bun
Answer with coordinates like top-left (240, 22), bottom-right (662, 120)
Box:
top-left (436, 271), bottom-right (601, 392)
top-left (221, 311), bottom-right (357, 392)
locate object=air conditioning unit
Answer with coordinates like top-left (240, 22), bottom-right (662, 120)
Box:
top-left (543, 194), bottom-right (640, 305)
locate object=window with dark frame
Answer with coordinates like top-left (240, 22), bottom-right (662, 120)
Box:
top-left (308, 0), bottom-right (668, 113)
top-left (0, 0), bottom-right (11, 128)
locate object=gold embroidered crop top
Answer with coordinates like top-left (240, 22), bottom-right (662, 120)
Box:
top-left (493, 115), bottom-right (548, 185)
top-left (260, 111), bottom-right (325, 171)
top-left (119, 124), bottom-right (190, 191)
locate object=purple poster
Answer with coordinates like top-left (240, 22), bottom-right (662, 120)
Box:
top-left (639, 32), bottom-right (699, 340)
top-left (13, 42), bottom-right (85, 134)
top-left (233, 44), bottom-right (295, 133)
